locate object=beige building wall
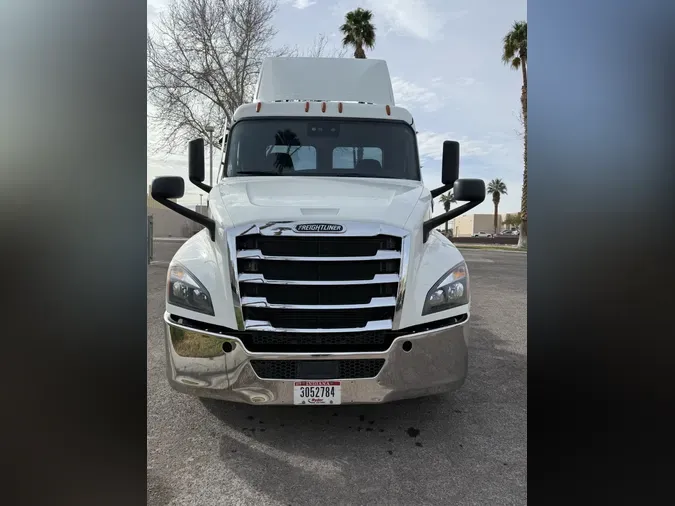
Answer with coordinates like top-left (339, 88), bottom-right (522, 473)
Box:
top-left (453, 214), bottom-right (475, 237)
top-left (453, 213), bottom-right (505, 236)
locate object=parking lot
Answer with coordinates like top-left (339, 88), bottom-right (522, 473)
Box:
top-left (147, 243), bottom-right (527, 505)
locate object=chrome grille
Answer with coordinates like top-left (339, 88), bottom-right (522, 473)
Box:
top-left (227, 222), bottom-right (408, 334)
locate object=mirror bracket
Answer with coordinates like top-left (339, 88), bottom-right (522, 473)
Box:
top-left (430, 184), bottom-right (453, 199)
top-left (422, 200), bottom-right (482, 243)
top-left (190, 179), bottom-right (212, 193)
top-left (154, 196), bottom-right (216, 241)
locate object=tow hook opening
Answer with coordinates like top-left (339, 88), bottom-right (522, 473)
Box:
top-left (222, 341), bottom-right (235, 353)
top-left (402, 341), bottom-right (413, 352)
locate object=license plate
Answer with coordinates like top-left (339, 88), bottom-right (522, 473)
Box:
top-left (293, 381), bottom-right (341, 405)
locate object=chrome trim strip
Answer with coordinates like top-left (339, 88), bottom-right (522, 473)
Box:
top-left (164, 311), bottom-right (469, 358)
top-left (237, 273), bottom-right (400, 285)
top-left (240, 296), bottom-right (397, 310)
top-left (226, 229), bottom-right (245, 330)
top-left (243, 319), bottom-right (393, 333)
top-left (392, 234), bottom-right (410, 330)
top-left (236, 249), bottom-right (401, 262)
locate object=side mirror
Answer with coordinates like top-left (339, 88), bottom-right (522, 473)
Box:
top-left (188, 138), bottom-right (211, 192)
top-left (151, 176), bottom-right (185, 200)
top-left (189, 138), bottom-right (205, 183)
top-left (441, 141), bottom-right (460, 185)
top-left (453, 178), bottom-right (486, 202)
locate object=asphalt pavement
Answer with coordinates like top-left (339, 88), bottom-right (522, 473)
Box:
top-left (147, 246), bottom-right (527, 506)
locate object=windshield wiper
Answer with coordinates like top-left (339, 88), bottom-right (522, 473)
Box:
top-left (236, 171), bottom-right (279, 176)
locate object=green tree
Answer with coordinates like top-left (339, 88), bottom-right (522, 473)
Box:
top-left (503, 212), bottom-right (522, 230)
top-left (486, 179), bottom-right (508, 234)
top-left (503, 213), bottom-right (514, 230)
top-left (438, 192), bottom-right (456, 235)
top-left (502, 20), bottom-right (527, 248)
top-left (340, 8), bottom-right (376, 59)
top-left (511, 212), bottom-right (522, 229)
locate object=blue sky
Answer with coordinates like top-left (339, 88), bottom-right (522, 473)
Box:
top-left (148, 0), bottom-right (527, 215)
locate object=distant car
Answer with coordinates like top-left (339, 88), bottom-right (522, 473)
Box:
top-left (472, 232), bottom-right (493, 238)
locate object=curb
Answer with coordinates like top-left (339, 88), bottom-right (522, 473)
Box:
top-left (457, 246), bottom-right (527, 254)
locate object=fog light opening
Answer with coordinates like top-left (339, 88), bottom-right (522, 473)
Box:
top-left (222, 341), bottom-right (235, 353)
top-left (402, 341), bottom-right (413, 352)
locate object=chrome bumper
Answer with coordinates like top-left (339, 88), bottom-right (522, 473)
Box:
top-left (163, 312), bottom-right (469, 405)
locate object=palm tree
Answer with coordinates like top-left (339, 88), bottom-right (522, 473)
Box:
top-left (486, 179), bottom-right (508, 234)
top-left (438, 192), bottom-right (456, 235)
top-left (502, 20), bottom-right (527, 248)
top-left (340, 8), bottom-right (376, 59)
top-left (340, 8), bottom-right (375, 163)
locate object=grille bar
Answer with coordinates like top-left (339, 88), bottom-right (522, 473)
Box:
top-left (244, 307), bottom-right (394, 329)
top-left (237, 259), bottom-right (400, 282)
top-left (238, 273), bottom-right (400, 285)
top-left (243, 319), bottom-right (393, 333)
top-left (239, 282), bottom-right (399, 305)
top-left (236, 234), bottom-right (401, 257)
top-left (237, 249), bottom-right (401, 262)
top-left (241, 296), bottom-right (397, 310)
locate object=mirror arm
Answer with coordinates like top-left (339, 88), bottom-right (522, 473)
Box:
top-left (154, 196), bottom-right (216, 241)
top-left (430, 184), bottom-right (454, 199)
top-left (190, 178), bottom-right (212, 193)
top-left (422, 200), bottom-right (482, 243)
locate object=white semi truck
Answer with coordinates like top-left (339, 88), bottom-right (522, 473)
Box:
top-left (152, 57), bottom-right (486, 405)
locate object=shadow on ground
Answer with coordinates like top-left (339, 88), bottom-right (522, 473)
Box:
top-left (193, 314), bottom-right (525, 505)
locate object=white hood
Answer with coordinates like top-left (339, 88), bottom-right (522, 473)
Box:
top-left (213, 176), bottom-right (427, 230)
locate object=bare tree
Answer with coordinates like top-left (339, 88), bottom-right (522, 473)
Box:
top-left (147, 0), bottom-right (290, 154)
top-left (299, 33), bottom-right (348, 58)
top-left (148, 0), bottom-right (348, 155)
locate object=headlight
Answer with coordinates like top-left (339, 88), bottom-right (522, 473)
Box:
top-left (167, 263), bottom-right (215, 316)
top-left (422, 261), bottom-right (469, 316)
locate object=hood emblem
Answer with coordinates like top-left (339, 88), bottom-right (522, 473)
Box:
top-left (294, 223), bottom-right (345, 233)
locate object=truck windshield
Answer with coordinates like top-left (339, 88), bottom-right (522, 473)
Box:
top-left (224, 118), bottom-right (420, 181)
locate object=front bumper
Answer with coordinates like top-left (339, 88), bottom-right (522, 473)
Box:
top-left (163, 312), bottom-right (469, 405)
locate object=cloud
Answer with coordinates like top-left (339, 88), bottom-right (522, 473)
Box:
top-left (364, 0), bottom-right (468, 41)
top-left (416, 131), bottom-right (504, 160)
top-left (455, 77), bottom-right (477, 87)
top-left (280, 0), bottom-right (317, 9)
top-left (391, 75), bottom-right (481, 113)
top-left (391, 77), bottom-right (442, 112)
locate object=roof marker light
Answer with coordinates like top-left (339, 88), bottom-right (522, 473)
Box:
top-left (256, 102), bottom-right (262, 112)
top-left (385, 105), bottom-right (391, 116)
top-left (305, 101), bottom-right (310, 112)
top-left (338, 102), bottom-right (343, 113)
top-left (321, 102), bottom-right (326, 113)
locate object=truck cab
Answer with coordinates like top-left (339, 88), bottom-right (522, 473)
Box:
top-left (151, 57), bottom-right (485, 405)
